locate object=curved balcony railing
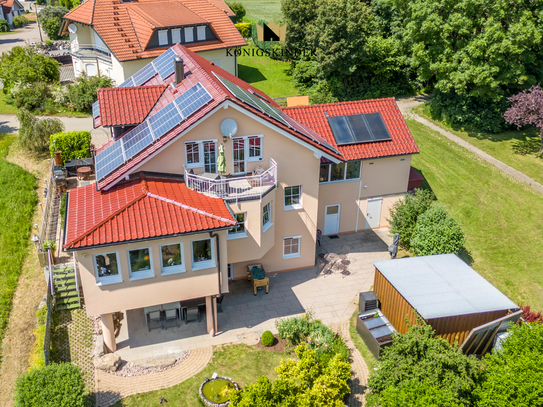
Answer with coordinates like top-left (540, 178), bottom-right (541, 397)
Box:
top-left (185, 158), bottom-right (277, 203)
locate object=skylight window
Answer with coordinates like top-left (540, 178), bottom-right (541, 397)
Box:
top-left (327, 113), bottom-right (392, 145)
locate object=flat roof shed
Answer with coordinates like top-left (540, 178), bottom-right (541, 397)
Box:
top-left (372, 254), bottom-right (519, 346)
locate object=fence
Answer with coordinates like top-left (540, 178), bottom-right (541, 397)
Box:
top-left (38, 160), bottom-right (56, 267)
top-left (43, 250), bottom-right (54, 366)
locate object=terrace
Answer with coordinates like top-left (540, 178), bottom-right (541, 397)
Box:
top-left (184, 157), bottom-right (277, 202)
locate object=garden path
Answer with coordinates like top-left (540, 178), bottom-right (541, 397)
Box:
top-left (397, 97), bottom-right (543, 195)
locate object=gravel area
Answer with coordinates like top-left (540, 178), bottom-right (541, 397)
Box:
top-left (106, 351), bottom-right (191, 377)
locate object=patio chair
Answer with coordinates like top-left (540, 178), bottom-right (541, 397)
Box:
top-left (147, 310), bottom-right (163, 332)
top-left (185, 305), bottom-right (200, 324)
top-left (164, 308), bottom-right (179, 330)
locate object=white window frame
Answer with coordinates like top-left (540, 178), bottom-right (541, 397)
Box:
top-left (283, 235), bottom-right (301, 259)
top-left (158, 30), bottom-right (169, 46)
top-left (262, 201), bottom-right (273, 232)
top-left (319, 161), bottom-right (361, 184)
top-left (127, 247), bottom-right (155, 281)
top-left (228, 212), bottom-right (247, 240)
top-left (159, 242), bottom-right (185, 275)
top-left (247, 135), bottom-right (263, 161)
top-left (171, 28), bottom-right (181, 44)
top-left (93, 252), bottom-right (123, 286)
top-left (184, 27), bottom-right (194, 42)
top-left (185, 140), bottom-right (218, 170)
top-left (191, 238), bottom-right (215, 271)
top-left (284, 185), bottom-right (302, 211)
top-left (197, 25), bottom-right (206, 41)
top-left (85, 63), bottom-right (96, 76)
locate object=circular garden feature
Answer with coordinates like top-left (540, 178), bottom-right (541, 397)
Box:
top-left (199, 376), bottom-right (239, 406)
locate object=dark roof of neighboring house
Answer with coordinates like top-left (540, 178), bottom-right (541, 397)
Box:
top-left (283, 99), bottom-right (420, 161)
top-left (61, 0), bottom-right (244, 62)
top-left (64, 176), bottom-right (236, 249)
top-left (96, 85), bottom-right (167, 127)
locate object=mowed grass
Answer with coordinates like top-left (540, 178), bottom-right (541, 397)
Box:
top-left (113, 344), bottom-right (287, 406)
top-left (238, 0), bottom-right (282, 23)
top-left (238, 42), bottom-right (299, 98)
top-left (418, 105), bottom-right (543, 185)
top-left (0, 134), bottom-right (38, 358)
top-left (408, 119), bottom-right (543, 310)
top-left (0, 96), bottom-right (19, 115)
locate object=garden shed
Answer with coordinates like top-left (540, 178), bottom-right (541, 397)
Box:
top-left (372, 254), bottom-right (520, 351)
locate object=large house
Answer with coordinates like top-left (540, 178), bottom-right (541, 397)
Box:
top-left (63, 44), bottom-right (419, 352)
top-left (0, 0), bottom-right (25, 26)
top-left (59, 0), bottom-right (244, 85)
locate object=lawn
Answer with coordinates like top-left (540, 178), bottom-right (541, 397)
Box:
top-left (113, 344), bottom-right (288, 406)
top-left (0, 96), bottom-right (91, 117)
top-left (0, 97), bottom-right (19, 115)
top-left (0, 134), bottom-right (38, 361)
top-left (417, 105), bottom-right (543, 185)
top-left (0, 30), bottom-right (22, 36)
top-left (237, 0), bottom-right (282, 23)
top-left (238, 42), bottom-right (299, 98)
top-left (408, 119), bottom-right (543, 311)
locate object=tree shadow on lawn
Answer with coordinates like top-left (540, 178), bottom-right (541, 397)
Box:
top-left (238, 64), bottom-right (267, 84)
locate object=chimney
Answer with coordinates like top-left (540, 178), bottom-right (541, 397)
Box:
top-left (174, 56), bottom-right (184, 84)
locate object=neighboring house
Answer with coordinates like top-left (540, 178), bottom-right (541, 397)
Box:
top-left (59, 0), bottom-right (244, 85)
top-left (63, 44), bottom-right (419, 352)
top-left (0, 0), bottom-right (25, 26)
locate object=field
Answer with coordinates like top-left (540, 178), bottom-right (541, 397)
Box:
top-left (0, 134), bottom-right (38, 360)
top-left (418, 105), bottom-right (543, 185)
top-left (238, 0), bottom-right (282, 23)
top-left (408, 119), bottom-right (543, 311)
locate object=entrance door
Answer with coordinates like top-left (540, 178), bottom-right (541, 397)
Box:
top-left (324, 204), bottom-right (340, 235)
top-left (364, 198), bottom-right (382, 229)
top-left (232, 138), bottom-right (246, 174)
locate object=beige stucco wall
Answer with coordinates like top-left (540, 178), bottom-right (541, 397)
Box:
top-left (197, 48), bottom-right (237, 76)
top-left (121, 58), bottom-right (155, 82)
top-left (317, 155), bottom-right (412, 234)
top-left (76, 230), bottom-right (229, 316)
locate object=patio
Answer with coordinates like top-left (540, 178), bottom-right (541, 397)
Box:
top-left (115, 228), bottom-right (393, 361)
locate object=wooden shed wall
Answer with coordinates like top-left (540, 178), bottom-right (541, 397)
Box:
top-left (373, 268), bottom-right (512, 346)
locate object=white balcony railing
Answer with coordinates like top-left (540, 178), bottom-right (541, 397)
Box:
top-left (71, 42), bottom-right (112, 58)
top-left (185, 158), bottom-right (277, 203)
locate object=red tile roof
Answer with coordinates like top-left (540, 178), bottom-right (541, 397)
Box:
top-left (97, 85), bottom-right (167, 127)
top-left (62, 0), bottom-right (245, 62)
top-left (64, 176), bottom-right (236, 249)
top-left (282, 99), bottom-right (420, 161)
top-left (0, 0), bottom-right (19, 13)
top-left (205, 0), bottom-right (235, 17)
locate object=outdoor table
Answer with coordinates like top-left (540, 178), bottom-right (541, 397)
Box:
top-left (247, 264), bottom-right (269, 296)
top-left (143, 304), bottom-right (163, 327)
top-left (163, 301), bottom-right (183, 321)
top-left (77, 166), bottom-right (92, 180)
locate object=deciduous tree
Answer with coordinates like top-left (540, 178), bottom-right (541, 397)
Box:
top-left (0, 46), bottom-right (59, 92)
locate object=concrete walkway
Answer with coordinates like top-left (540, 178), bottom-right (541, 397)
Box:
top-left (397, 97), bottom-right (543, 195)
top-left (95, 346), bottom-right (213, 407)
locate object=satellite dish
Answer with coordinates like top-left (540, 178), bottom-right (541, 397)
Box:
top-left (220, 118), bottom-right (238, 138)
top-left (68, 24), bottom-right (78, 34)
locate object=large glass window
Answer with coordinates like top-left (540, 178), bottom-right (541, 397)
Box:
top-left (284, 186), bottom-right (301, 209)
top-left (94, 252), bottom-right (122, 284)
top-left (128, 248), bottom-right (154, 280)
top-left (330, 163), bottom-right (345, 181)
top-left (233, 138), bottom-right (245, 174)
top-left (283, 236), bottom-right (301, 259)
top-left (186, 142), bottom-right (200, 165)
top-left (160, 243), bottom-right (185, 275)
top-left (319, 161), bottom-right (361, 183)
top-left (228, 213), bottom-right (247, 238)
top-left (192, 238), bottom-right (214, 270)
top-left (203, 141), bottom-right (216, 173)
top-left (346, 161), bottom-right (361, 179)
top-left (248, 136), bottom-right (262, 160)
top-left (263, 202), bottom-right (271, 228)
top-left (319, 164), bottom-right (329, 182)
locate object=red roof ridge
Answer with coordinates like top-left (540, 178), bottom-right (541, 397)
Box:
top-left (146, 191), bottom-right (237, 225)
top-left (126, 8), bottom-right (146, 52)
top-left (281, 97), bottom-right (397, 112)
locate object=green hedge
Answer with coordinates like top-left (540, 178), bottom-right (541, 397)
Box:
top-left (27, 306), bottom-right (47, 370)
top-left (49, 131), bottom-right (91, 163)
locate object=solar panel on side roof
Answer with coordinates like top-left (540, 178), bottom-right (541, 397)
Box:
top-left (152, 48), bottom-right (176, 80)
top-left (365, 112), bottom-right (392, 141)
top-left (346, 114), bottom-right (373, 143)
top-left (118, 77), bottom-right (135, 88)
top-left (175, 83), bottom-right (213, 118)
top-left (95, 142), bottom-right (124, 181)
top-left (148, 101), bottom-right (182, 139)
top-left (132, 63), bottom-right (158, 86)
top-left (327, 116), bottom-right (354, 145)
top-left (92, 101), bottom-right (100, 119)
top-left (122, 121), bottom-right (155, 160)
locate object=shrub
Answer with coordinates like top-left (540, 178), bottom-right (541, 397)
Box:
top-left (28, 306), bottom-right (47, 370)
top-left (38, 6), bottom-right (69, 40)
top-left (410, 203), bottom-right (465, 256)
top-left (49, 131), bottom-right (91, 163)
top-left (17, 108), bottom-right (64, 153)
top-left (261, 330), bottom-right (275, 347)
top-left (0, 19), bottom-right (9, 33)
top-left (276, 313), bottom-right (312, 344)
top-left (0, 46), bottom-right (59, 92)
top-left (387, 188), bottom-right (435, 250)
top-left (15, 363), bottom-right (86, 407)
top-left (67, 74), bottom-right (112, 112)
top-left (235, 22), bottom-right (251, 38)
top-left (14, 82), bottom-right (52, 110)
top-left (520, 305), bottom-right (543, 323)
top-left (226, 2), bottom-right (246, 23)
top-left (13, 15), bottom-right (30, 28)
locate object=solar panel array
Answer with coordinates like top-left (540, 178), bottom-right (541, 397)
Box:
top-left (132, 63), bottom-right (157, 86)
top-left (118, 77), bottom-right (135, 88)
top-left (92, 101), bottom-right (100, 119)
top-left (214, 74), bottom-right (340, 154)
top-left (95, 82), bottom-right (212, 181)
top-left (118, 48), bottom-right (177, 89)
top-left (327, 113), bottom-right (392, 146)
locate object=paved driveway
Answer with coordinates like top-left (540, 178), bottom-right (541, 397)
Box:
top-left (116, 228), bottom-right (393, 361)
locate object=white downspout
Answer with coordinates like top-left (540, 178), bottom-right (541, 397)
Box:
top-left (355, 167), bottom-right (363, 232)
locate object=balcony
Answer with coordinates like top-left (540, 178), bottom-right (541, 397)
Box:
top-left (185, 158), bottom-right (277, 202)
top-left (70, 42), bottom-right (112, 61)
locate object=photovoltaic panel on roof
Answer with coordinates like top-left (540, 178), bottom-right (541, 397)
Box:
top-left (118, 77), bottom-right (135, 88)
top-left (148, 101), bottom-right (182, 139)
top-left (175, 82), bottom-right (213, 118)
top-left (132, 64), bottom-right (158, 86)
top-left (328, 113), bottom-right (392, 145)
top-left (327, 116), bottom-right (353, 145)
top-left (152, 48), bottom-right (176, 80)
top-left (365, 112), bottom-right (391, 141)
top-left (92, 101), bottom-right (100, 119)
top-left (95, 142), bottom-right (125, 181)
top-left (346, 114), bottom-right (373, 142)
top-left (122, 121), bottom-right (155, 160)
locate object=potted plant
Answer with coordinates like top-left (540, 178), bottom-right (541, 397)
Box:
top-left (43, 240), bottom-right (57, 264)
